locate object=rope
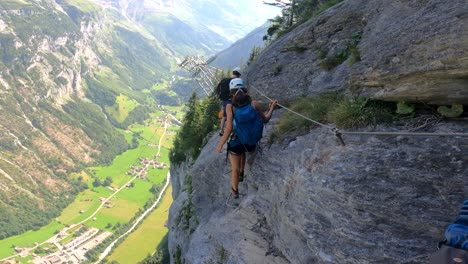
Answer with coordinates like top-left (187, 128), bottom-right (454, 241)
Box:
top-left (249, 85), bottom-right (333, 130)
top-left (340, 131), bottom-right (468, 137)
top-left (248, 85), bottom-right (468, 139)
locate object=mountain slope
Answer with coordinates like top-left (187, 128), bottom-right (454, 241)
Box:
top-left (0, 0), bottom-right (227, 239)
top-left (103, 0), bottom-right (279, 42)
top-left (210, 22), bottom-right (269, 69)
top-left (139, 13), bottom-right (228, 57)
top-left (0, 0), bottom-right (131, 238)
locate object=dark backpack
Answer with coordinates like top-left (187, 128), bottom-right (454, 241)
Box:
top-left (232, 103), bottom-right (263, 146)
top-left (216, 78), bottom-right (232, 101)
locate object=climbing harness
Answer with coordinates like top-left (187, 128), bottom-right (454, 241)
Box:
top-left (248, 84), bottom-right (468, 146)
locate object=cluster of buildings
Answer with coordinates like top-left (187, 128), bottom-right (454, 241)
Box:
top-left (29, 228), bottom-right (112, 264)
top-left (126, 157), bottom-right (167, 179)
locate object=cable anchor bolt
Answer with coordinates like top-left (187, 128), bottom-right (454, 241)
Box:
top-left (331, 128), bottom-right (346, 146)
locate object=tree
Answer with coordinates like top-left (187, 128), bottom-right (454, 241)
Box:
top-left (199, 92), bottom-right (221, 140)
top-left (139, 251), bottom-right (163, 264)
top-left (170, 92), bottom-right (201, 163)
top-left (150, 184), bottom-right (161, 194)
top-left (92, 178), bottom-right (102, 187)
top-left (264, 0), bottom-right (295, 27)
top-left (113, 222), bottom-right (121, 230)
top-left (103, 176), bottom-right (113, 187)
top-left (263, 0), bottom-right (341, 41)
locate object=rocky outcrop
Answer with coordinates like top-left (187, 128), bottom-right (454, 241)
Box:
top-left (169, 115), bottom-right (468, 264)
top-left (245, 0), bottom-right (468, 105)
top-left (169, 1), bottom-right (468, 263)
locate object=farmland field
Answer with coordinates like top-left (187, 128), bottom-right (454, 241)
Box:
top-left (0, 106), bottom-right (181, 261)
top-left (106, 186), bottom-right (173, 263)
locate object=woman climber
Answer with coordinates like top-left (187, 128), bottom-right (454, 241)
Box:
top-left (216, 78), bottom-right (277, 199)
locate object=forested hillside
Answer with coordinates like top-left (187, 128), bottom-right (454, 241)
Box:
top-left (0, 0), bottom-right (241, 240)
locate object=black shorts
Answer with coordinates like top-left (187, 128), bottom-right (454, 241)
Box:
top-left (222, 100), bottom-right (232, 118)
top-left (228, 143), bottom-right (256, 155)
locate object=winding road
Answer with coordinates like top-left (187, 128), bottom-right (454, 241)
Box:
top-left (97, 120), bottom-right (170, 262)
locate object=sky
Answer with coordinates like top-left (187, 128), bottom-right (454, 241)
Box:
top-left (250, 0), bottom-right (282, 25)
top-left (222, 0), bottom-right (282, 40)
top-left (135, 0), bottom-right (283, 42)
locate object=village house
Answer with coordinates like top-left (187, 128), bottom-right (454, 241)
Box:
top-left (46, 255), bottom-right (61, 264)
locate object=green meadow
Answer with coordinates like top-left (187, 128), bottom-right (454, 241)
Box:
top-left (118, 128), bottom-right (135, 144)
top-left (17, 256), bottom-right (33, 264)
top-left (60, 0), bottom-right (101, 12)
top-left (106, 186), bottom-right (173, 263)
top-left (0, 106), bottom-right (180, 260)
top-left (105, 94), bottom-right (140, 123)
top-left (0, 0), bottom-right (30, 9)
top-left (56, 187), bottom-right (112, 225)
top-left (0, 221), bottom-right (64, 258)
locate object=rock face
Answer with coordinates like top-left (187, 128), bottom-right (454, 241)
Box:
top-left (169, 1), bottom-right (468, 263)
top-left (245, 0), bottom-right (468, 105)
top-left (169, 117), bottom-right (468, 264)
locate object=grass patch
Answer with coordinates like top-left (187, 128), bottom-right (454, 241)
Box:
top-left (107, 186), bottom-right (173, 263)
top-left (56, 188), bottom-right (110, 224)
top-left (328, 97), bottom-right (393, 129)
top-left (60, 0), bottom-right (101, 12)
top-left (16, 255), bottom-right (33, 264)
top-left (320, 31), bottom-right (362, 70)
top-left (0, 0), bottom-right (30, 9)
top-left (118, 128), bottom-right (135, 145)
top-left (0, 221), bottom-right (64, 259)
top-left (272, 94), bottom-right (394, 141)
top-left (33, 242), bottom-right (58, 256)
top-left (105, 94), bottom-right (140, 123)
top-left (273, 93), bottom-right (342, 138)
top-left (151, 80), bottom-right (168, 91)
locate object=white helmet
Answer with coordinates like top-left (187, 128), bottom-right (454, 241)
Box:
top-left (232, 67), bottom-right (241, 76)
top-left (229, 78), bottom-right (245, 90)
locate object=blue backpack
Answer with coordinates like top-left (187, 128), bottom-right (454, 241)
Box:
top-left (429, 200), bottom-right (468, 264)
top-left (430, 224), bottom-right (468, 263)
top-left (445, 224), bottom-right (468, 250)
top-left (231, 103), bottom-right (263, 146)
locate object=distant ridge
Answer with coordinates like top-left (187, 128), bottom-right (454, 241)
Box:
top-left (210, 22), bottom-right (269, 69)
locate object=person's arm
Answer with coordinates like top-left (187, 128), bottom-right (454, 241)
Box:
top-left (252, 100), bottom-right (277, 124)
top-left (216, 104), bottom-right (233, 153)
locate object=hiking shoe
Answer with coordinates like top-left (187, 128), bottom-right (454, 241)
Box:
top-left (231, 187), bottom-right (239, 199)
top-left (238, 171), bottom-right (244, 182)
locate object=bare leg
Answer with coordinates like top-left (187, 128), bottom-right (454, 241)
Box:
top-left (229, 154), bottom-right (241, 194)
top-left (220, 117), bottom-right (226, 133)
top-left (239, 153), bottom-right (246, 174)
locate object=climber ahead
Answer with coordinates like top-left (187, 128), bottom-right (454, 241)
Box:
top-left (216, 78), bottom-right (277, 198)
top-left (216, 67), bottom-right (241, 136)
top-left (430, 199), bottom-right (468, 262)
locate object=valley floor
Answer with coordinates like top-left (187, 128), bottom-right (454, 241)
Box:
top-left (0, 107), bottom-right (181, 264)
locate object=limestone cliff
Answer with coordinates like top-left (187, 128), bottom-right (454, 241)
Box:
top-left (168, 1), bottom-right (468, 263)
top-left (245, 0), bottom-right (468, 105)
